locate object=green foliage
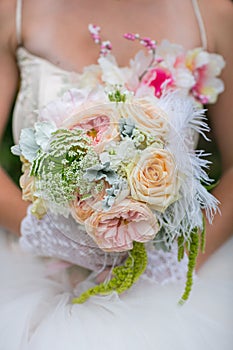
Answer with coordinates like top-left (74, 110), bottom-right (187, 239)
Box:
top-left (108, 89), bottom-right (127, 103)
top-left (0, 114), bottom-right (21, 185)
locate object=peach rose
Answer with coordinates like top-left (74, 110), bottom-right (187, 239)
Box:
top-left (19, 168), bottom-right (35, 202)
top-left (118, 98), bottom-right (169, 140)
top-left (70, 197), bottom-right (94, 224)
top-left (85, 198), bottom-right (159, 252)
top-left (128, 146), bottom-right (180, 212)
top-left (70, 185), bottom-right (108, 224)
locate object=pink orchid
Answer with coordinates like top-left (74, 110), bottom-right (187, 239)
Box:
top-left (186, 48), bottom-right (225, 104)
top-left (141, 67), bottom-right (174, 97)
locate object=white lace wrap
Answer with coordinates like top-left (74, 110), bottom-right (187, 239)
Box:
top-left (20, 206), bottom-right (125, 272)
top-left (145, 244), bottom-right (188, 285)
top-left (20, 206), bottom-right (189, 285)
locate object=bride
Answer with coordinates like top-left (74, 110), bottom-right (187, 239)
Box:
top-left (0, 0), bottom-right (232, 349)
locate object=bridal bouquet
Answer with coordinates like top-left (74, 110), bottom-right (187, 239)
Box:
top-left (12, 26), bottom-right (224, 303)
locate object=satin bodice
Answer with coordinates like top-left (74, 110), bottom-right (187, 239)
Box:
top-left (13, 47), bottom-right (82, 143)
top-left (13, 45), bottom-right (204, 148)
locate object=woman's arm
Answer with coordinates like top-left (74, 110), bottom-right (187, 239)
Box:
top-left (0, 0), bottom-right (28, 236)
top-left (197, 0), bottom-right (233, 267)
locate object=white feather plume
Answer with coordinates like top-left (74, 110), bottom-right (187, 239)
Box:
top-left (153, 91), bottom-right (219, 248)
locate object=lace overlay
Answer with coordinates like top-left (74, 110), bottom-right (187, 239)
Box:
top-left (20, 206), bottom-right (188, 285)
top-left (20, 206), bottom-right (125, 272)
top-left (145, 245), bottom-right (188, 285)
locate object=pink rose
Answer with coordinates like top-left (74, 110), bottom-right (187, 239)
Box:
top-left (85, 198), bottom-right (159, 252)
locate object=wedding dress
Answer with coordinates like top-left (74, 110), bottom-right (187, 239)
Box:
top-left (0, 0), bottom-right (232, 349)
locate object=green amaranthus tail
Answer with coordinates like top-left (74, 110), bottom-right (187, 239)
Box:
top-left (179, 228), bottom-right (200, 305)
top-left (72, 241), bottom-right (148, 304)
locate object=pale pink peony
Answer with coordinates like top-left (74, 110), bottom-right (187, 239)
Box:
top-left (39, 87), bottom-right (108, 127)
top-left (72, 115), bottom-right (112, 145)
top-left (62, 103), bottom-right (120, 152)
top-left (85, 198), bottom-right (159, 252)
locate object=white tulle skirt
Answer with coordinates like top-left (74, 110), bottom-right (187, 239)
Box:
top-left (0, 229), bottom-right (232, 350)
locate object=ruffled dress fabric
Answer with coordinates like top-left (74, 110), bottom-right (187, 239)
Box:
top-left (0, 48), bottom-right (232, 350)
top-left (0, 229), bottom-right (233, 350)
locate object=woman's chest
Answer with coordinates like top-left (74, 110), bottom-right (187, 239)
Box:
top-left (23, 0), bottom-right (203, 73)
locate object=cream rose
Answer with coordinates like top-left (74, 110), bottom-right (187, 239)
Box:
top-left (118, 97), bottom-right (169, 140)
top-left (85, 198), bottom-right (159, 252)
top-left (128, 146), bottom-right (180, 212)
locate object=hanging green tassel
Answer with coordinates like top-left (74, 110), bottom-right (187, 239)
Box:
top-left (200, 215), bottom-right (206, 253)
top-left (72, 242), bottom-right (148, 304)
top-left (177, 235), bottom-right (185, 262)
top-left (179, 228), bottom-right (199, 305)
